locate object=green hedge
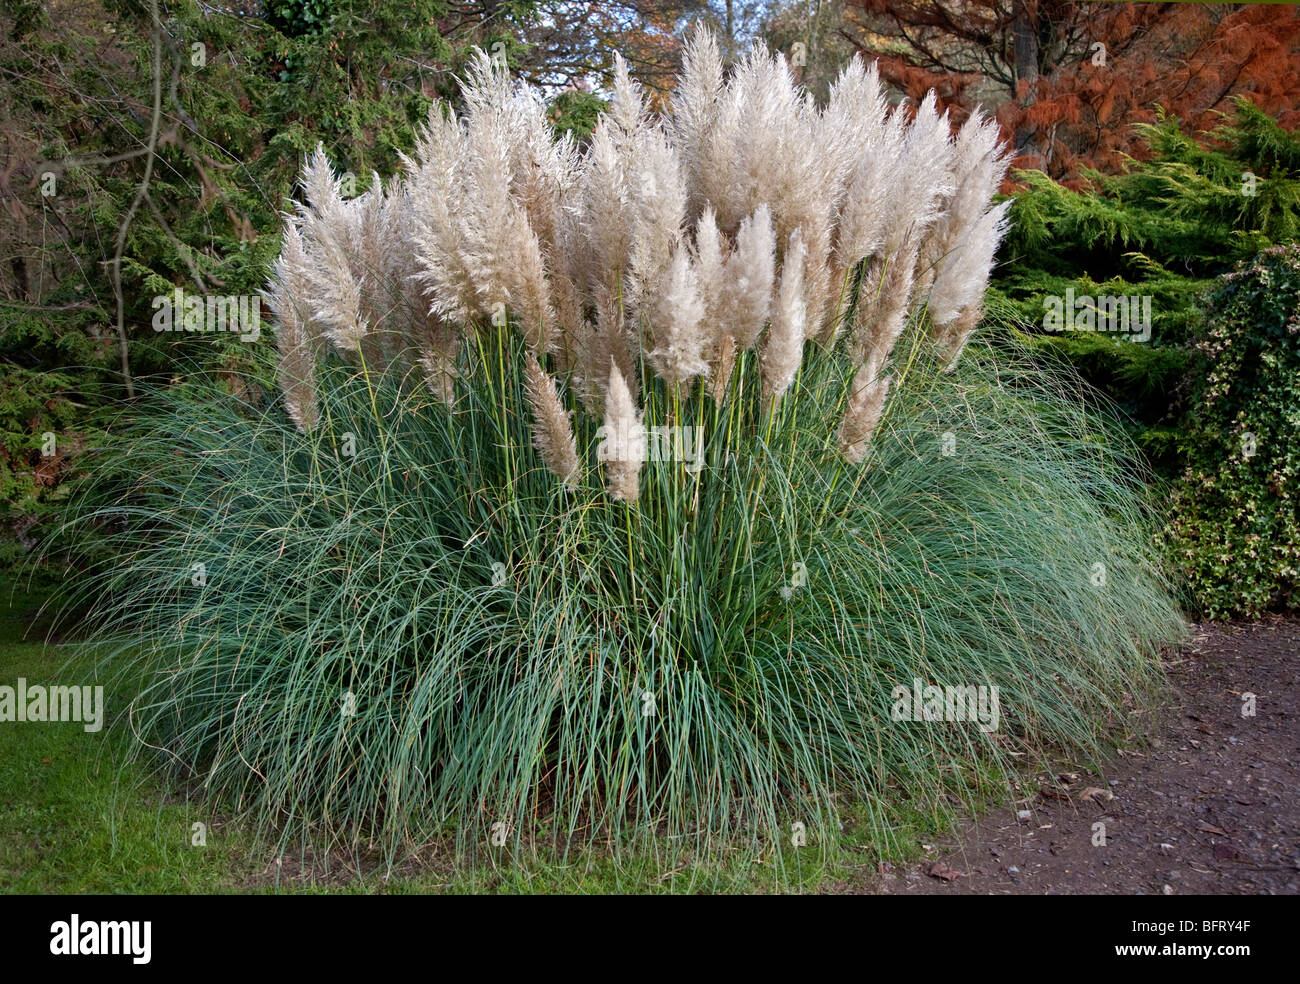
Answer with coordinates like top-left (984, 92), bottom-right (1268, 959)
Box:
top-left (1159, 244), bottom-right (1300, 616)
top-left (991, 99), bottom-right (1300, 476)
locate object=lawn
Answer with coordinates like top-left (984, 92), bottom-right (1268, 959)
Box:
top-left (0, 576), bottom-right (259, 893)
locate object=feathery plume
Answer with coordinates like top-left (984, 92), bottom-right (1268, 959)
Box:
top-left (504, 85), bottom-right (581, 255)
top-left (457, 99), bottom-right (518, 320)
top-left (292, 147), bottom-right (372, 356)
top-left (550, 268), bottom-right (585, 374)
top-left (626, 125), bottom-right (687, 315)
top-left (458, 47), bottom-right (514, 124)
top-left (414, 312), bottom-right (461, 403)
top-left (351, 177), bottom-right (392, 372)
top-left (849, 235), bottom-right (920, 375)
top-left (693, 207), bottom-right (731, 380)
top-left (671, 23), bottom-right (724, 223)
top-left (266, 219), bottom-right (319, 431)
top-left (306, 226), bottom-right (367, 355)
top-left (378, 183), bottom-right (421, 368)
top-left (932, 112), bottom-right (1010, 255)
top-left (601, 359), bottom-right (645, 503)
top-left (822, 56), bottom-right (887, 188)
top-left (834, 145), bottom-right (892, 273)
top-left (932, 303), bottom-right (984, 370)
top-left (761, 230), bottom-right (807, 405)
top-left (928, 200), bottom-right (1011, 330)
top-left (798, 208), bottom-right (837, 343)
top-left (891, 94), bottom-right (957, 249)
top-left (694, 40), bottom-right (808, 239)
top-left (724, 204), bottom-right (775, 351)
top-left (580, 121), bottom-right (634, 294)
top-left (915, 113), bottom-right (1009, 309)
top-left (647, 246), bottom-right (708, 386)
top-left (406, 108), bottom-right (481, 324)
top-left (830, 95), bottom-right (899, 325)
top-left (524, 353), bottom-right (581, 486)
top-left (609, 52), bottom-right (647, 144)
top-left (380, 180), bottom-right (458, 385)
top-left (299, 144), bottom-right (348, 234)
top-left (839, 367), bottom-right (891, 463)
top-left (502, 209), bottom-right (554, 352)
top-left (912, 235), bottom-right (942, 302)
top-left (708, 333), bottom-right (738, 404)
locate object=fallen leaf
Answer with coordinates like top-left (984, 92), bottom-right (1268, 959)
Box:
top-left (1039, 785), bottom-right (1071, 801)
top-left (926, 861), bottom-right (963, 882)
top-left (1079, 786), bottom-right (1115, 802)
top-left (1196, 823), bottom-right (1228, 836)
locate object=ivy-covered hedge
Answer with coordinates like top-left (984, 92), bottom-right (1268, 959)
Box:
top-left (1159, 244), bottom-right (1300, 616)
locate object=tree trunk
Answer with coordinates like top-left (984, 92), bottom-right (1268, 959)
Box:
top-left (1012, 0), bottom-right (1043, 165)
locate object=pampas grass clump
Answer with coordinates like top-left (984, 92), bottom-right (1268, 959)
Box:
top-left (68, 31), bottom-right (1185, 870)
top-left (267, 27), bottom-right (1014, 484)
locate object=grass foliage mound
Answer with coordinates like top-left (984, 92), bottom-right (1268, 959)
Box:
top-left (67, 328), bottom-right (1184, 862)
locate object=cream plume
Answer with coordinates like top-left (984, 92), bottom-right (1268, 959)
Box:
top-left (272, 29), bottom-right (1015, 494)
top-left (415, 312), bottom-right (461, 404)
top-left (550, 268), bottom-right (585, 375)
top-left (580, 121), bottom-right (633, 295)
top-left (406, 107), bottom-right (480, 325)
top-left (670, 24), bottom-right (724, 223)
top-left (928, 201), bottom-right (1011, 331)
top-left (708, 334), bottom-right (738, 404)
top-left (524, 353), bottom-right (581, 486)
top-left (850, 237), bottom-right (920, 377)
top-left (502, 209), bottom-right (553, 352)
top-left (931, 303), bottom-right (984, 370)
top-left (761, 230), bottom-right (807, 405)
top-left (724, 204), bottom-right (775, 351)
top-left (647, 247), bottom-right (708, 386)
top-left (626, 125), bottom-right (687, 316)
top-left (693, 207), bottom-right (730, 377)
top-left (839, 367), bottom-right (891, 463)
top-left (266, 218), bottom-right (319, 431)
top-left (602, 359), bottom-right (644, 503)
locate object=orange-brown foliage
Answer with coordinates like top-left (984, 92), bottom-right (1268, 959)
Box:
top-left (847, 1), bottom-right (1300, 181)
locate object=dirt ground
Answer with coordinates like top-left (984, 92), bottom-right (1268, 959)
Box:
top-left (858, 617), bottom-right (1300, 895)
